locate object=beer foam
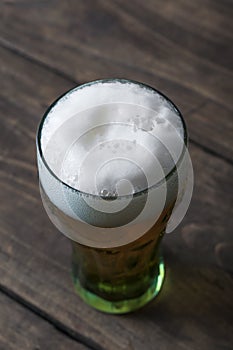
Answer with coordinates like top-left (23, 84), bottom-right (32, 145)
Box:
top-left (40, 80), bottom-right (185, 196)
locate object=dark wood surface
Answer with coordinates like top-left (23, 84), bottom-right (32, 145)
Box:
top-left (0, 1), bottom-right (232, 349)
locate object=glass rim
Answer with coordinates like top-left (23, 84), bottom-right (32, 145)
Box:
top-left (36, 78), bottom-right (188, 199)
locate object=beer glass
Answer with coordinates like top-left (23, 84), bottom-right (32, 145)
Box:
top-left (36, 79), bottom-right (192, 314)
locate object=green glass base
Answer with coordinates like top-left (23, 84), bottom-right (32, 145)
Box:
top-left (72, 259), bottom-right (165, 314)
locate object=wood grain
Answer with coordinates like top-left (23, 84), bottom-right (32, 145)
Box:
top-left (0, 1), bottom-right (233, 349)
top-left (2, 0), bottom-right (232, 110)
top-left (0, 292), bottom-right (88, 350)
top-left (187, 101), bottom-right (233, 163)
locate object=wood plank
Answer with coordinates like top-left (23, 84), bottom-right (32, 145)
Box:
top-left (2, 0), bottom-right (232, 111)
top-left (187, 101), bottom-right (233, 163)
top-left (0, 291), bottom-right (88, 350)
top-left (142, 0), bottom-right (233, 42)
top-left (0, 45), bottom-right (75, 116)
top-left (114, 0), bottom-right (233, 70)
top-left (164, 145), bottom-right (233, 271)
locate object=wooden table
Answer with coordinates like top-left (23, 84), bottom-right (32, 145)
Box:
top-left (0, 1), bottom-right (232, 349)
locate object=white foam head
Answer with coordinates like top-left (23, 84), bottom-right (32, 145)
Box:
top-left (40, 80), bottom-right (185, 197)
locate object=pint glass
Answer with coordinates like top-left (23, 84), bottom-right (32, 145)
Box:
top-left (36, 79), bottom-right (191, 313)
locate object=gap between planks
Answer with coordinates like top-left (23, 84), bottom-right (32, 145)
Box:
top-left (0, 282), bottom-right (106, 350)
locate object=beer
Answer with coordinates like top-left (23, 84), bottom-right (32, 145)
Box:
top-left (40, 183), bottom-right (175, 312)
top-left (37, 79), bottom-right (189, 313)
